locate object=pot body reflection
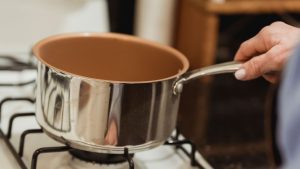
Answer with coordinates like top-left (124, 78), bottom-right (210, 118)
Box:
top-left (36, 61), bottom-right (181, 154)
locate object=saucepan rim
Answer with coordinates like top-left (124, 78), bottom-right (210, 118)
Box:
top-left (32, 32), bottom-right (190, 84)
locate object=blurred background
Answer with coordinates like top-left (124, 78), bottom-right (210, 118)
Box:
top-left (107, 1), bottom-right (300, 168)
top-left (2, 0), bottom-right (300, 168)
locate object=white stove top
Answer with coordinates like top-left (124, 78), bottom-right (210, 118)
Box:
top-left (0, 69), bottom-right (213, 169)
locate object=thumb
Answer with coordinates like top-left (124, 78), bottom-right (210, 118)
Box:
top-left (235, 54), bottom-right (269, 81)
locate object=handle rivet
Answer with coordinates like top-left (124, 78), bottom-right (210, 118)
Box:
top-left (174, 83), bottom-right (183, 95)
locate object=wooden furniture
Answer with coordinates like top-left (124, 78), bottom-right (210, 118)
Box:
top-left (175, 0), bottom-right (300, 146)
top-left (175, 0), bottom-right (300, 70)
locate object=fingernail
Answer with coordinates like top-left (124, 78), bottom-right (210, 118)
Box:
top-left (235, 69), bottom-right (246, 80)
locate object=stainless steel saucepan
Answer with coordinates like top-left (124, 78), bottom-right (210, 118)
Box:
top-left (33, 33), bottom-right (241, 154)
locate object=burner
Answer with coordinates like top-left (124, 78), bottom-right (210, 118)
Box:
top-left (69, 149), bottom-right (134, 164)
top-left (64, 156), bottom-right (129, 169)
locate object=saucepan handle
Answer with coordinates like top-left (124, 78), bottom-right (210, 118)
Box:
top-left (173, 61), bottom-right (242, 95)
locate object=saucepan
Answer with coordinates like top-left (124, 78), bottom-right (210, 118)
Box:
top-left (33, 33), bottom-right (241, 154)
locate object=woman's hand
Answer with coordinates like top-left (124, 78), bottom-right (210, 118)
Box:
top-left (234, 21), bottom-right (300, 83)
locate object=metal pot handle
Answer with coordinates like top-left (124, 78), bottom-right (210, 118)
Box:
top-left (173, 61), bottom-right (242, 95)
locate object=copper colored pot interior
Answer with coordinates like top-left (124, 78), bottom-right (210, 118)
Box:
top-left (33, 33), bottom-right (189, 82)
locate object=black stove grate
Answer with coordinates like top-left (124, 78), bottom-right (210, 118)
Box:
top-left (69, 148), bottom-right (134, 164)
top-left (0, 98), bottom-right (207, 169)
top-left (0, 55), bottom-right (36, 87)
top-left (0, 55), bottom-right (36, 71)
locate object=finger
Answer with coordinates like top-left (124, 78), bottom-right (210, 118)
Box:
top-left (263, 73), bottom-right (280, 83)
top-left (234, 35), bottom-right (269, 61)
top-left (235, 42), bottom-right (290, 81)
top-left (264, 43), bottom-right (291, 71)
top-left (235, 53), bottom-right (271, 81)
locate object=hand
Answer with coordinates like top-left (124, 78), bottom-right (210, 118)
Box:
top-left (234, 21), bottom-right (300, 83)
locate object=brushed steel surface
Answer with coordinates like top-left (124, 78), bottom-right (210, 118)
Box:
top-left (36, 61), bottom-right (181, 154)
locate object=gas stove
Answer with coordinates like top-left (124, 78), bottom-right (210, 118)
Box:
top-left (0, 1), bottom-right (213, 168)
top-left (0, 55), bottom-right (213, 169)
